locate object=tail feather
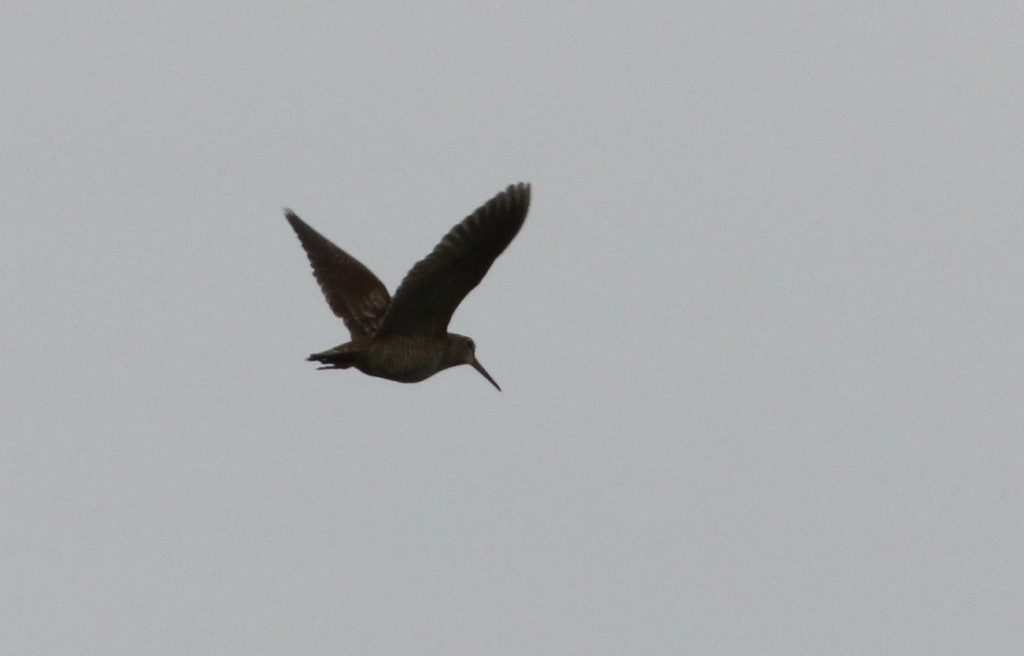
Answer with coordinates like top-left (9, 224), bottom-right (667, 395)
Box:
top-left (307, 345), bottom-right (360, 370)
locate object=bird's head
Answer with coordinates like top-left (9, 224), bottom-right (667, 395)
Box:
top-left (451, 335), bottom-right (501, 391)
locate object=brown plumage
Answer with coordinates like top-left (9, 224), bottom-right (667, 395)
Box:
top-left (285, 183), bottom-right (531, 390)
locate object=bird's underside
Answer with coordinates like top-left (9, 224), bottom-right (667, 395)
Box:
top-left (285, 183), bottom-right (531, 390)
top-left (308, 335), bottom-right (461, 382)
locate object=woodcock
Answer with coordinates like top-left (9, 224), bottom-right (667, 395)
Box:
top-left (285, 183), bottom-right (531, 390)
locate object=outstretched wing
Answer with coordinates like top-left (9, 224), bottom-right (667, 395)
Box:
top-left (377, 183), bottom-right (530, 337)
top-left (285, 210), bottom-right (391, 338)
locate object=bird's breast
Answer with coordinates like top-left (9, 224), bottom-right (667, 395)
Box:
top-left (359, 335), bottom-right (453, 383)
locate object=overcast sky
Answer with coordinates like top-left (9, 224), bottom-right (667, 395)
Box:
top-left (3, 3), bottom-right (1022, 654)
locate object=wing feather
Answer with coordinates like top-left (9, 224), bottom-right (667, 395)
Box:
top-left (285, 210), bottom-right (391, 338)
top-left (377, 183), bottom-right (530, 336)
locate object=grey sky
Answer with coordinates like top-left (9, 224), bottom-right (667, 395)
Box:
top-left (3, 3), bottom-right (1022, 654)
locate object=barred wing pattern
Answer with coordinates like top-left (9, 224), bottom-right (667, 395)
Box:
top-left (377, 183), bottom-right (530, 337)
top-left (285, 210), bottom-right (391, 338)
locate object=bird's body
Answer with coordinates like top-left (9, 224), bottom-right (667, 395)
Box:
top-left (285, 183), bottom-right (531, 390)
top-left (309, 334), bottom-right (475, 383)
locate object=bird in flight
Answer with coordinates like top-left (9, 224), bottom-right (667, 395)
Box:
top-left (285, 183), bottom-right (531, 390)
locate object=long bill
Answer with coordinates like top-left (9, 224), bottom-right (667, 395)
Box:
top-left (471, 357), bottom-right (502, 391)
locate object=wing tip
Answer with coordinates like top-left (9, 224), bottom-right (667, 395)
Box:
top-left (502, 182), bottom-right (531, 222)
top-left (507, 181), bottom-right (531, 201)
top-left (284, 209), bottom-right (304, 232)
